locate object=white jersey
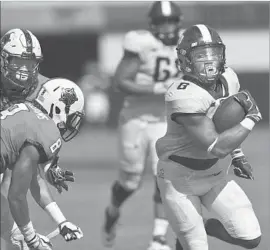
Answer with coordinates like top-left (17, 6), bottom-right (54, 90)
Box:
top-left (120, 30), bottom-right (182, 122)
top-left (156, 67), bottom-right (240, 160)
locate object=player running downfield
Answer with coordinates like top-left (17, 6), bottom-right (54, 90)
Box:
top-left (156, 24), bottom-right (262, 250)
top-left (1, 79), bottom-right (85, 250)
top-left (102, 2), bottom-right (183, 250)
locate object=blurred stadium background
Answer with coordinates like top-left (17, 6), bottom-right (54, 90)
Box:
top-left (1, 2), bottom-right (269, 250)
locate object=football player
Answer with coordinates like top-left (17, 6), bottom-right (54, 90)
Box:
top-left (0, 29), bottom-right (77, 249)
top-left (102, 1), bottom-right (183, 250)
top-left (156, 24), bottom-right (262, 250)
top-left (1, 79), bottom-right (85, 250)
top-left (0, 28), bottom-right (50, 110)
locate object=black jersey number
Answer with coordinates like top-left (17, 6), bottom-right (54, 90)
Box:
top-left (154, 57), bottom-right (181, 82)
top-left (177, 82), bottom-right (189, 90)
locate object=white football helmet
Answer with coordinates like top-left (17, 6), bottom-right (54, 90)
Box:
top-left (1, 28), bottom-right (43, 100)
top-left (35, 78), bottom-right (85, 142)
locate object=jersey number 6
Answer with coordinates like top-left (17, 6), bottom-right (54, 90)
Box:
top-left (177, 82), bottom-right (189, 90)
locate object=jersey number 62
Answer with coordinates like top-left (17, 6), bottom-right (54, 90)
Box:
top-left (154, 57), bottom-right (181, 82)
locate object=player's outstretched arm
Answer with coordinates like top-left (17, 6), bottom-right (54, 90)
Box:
top-left (30, 167), bottom-right (57, 209)
top-left (8, 144), bottom-right (39, 227)
top-left (114, 50), bottom-right (166, 95)
top-left (173, 114), bottom-right (253, 159)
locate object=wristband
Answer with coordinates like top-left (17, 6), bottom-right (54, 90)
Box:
top-left (231, 148), bottom-right (244, 159)
top-left (240, 118), bottom-right (255, 131)
top-left (19, 221), bottom-right (36, 242)
top-left (45, 202), bottom-right (66, 225)
top-left (44, 162), bottom-right (51, 173)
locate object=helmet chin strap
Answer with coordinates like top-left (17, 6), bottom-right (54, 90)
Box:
top-left (184, 71), bottom-right (217, 91)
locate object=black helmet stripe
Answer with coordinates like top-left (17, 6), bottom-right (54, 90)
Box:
top-left (21, 29), bottom-right (33, 54)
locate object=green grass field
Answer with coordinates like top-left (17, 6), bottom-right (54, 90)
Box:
top-left (2, 125), bottom-right (269, 250)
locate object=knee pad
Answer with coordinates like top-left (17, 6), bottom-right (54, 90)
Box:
top-left (118, 169), bottom-right (142, 191)
top-left (111, 181), bottom-right (134, 208)
top-left (222, 206), bottom-right (261, 241)
top-left (153, 178), bottom-right (162, 203)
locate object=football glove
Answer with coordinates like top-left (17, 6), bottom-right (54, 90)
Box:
top-left (230, 149), bottom-right (254, 180)
top-left (58, 221), bottom-right (83, 241)
top-left (26, 233), bottom-right (52, 250)
top-left (45, 156), bottom-right (75, 193)
top-left (233, 90), bottom-right (262, 123)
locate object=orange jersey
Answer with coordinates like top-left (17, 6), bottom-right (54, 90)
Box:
top-left (0, 102), bottom-right (61, 173)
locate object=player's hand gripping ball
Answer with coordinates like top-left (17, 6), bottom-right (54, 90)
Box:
top-left (212, 94), bottom-right (254, 180)
top-left (212, 95), bottom-right (246, 133)
top-left (233, 89), bottom-right (262, 123)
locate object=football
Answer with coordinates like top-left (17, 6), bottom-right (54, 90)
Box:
top-left (213, 95), bottom-right (246, 133)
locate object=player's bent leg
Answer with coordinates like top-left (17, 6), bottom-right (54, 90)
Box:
top-left (156, 163), bottom-right (208, 250)
top-left (205, 218), bottom-right (261, 249)
top-left (1, 192), bottom-right (14, 241)
top-left (0, 193), bottom-right (28, 250)
top-left (147, 178), bottom-right (170, 250)
top-left (102, 172), bottom-right (142, 247)
top-left (147, 122), bottom-right (171, 250)
top-left (102, 170), bottom-right (144, 247)
top-left (203, 179), bottom-right (261, 249)
top-left (102, 118), bottom-right (147, 247)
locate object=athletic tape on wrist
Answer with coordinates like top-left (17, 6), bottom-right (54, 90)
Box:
top-left (45, 202), bottom-right (66, 225)
top-left (19, 221), bottom-right (36, 242)
top-left (240, 118), bottom-right (255, 131)
top-left (231, 148), bottom-right (245, 159)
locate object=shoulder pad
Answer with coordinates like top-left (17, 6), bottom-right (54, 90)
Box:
top-left (26, 74), bottom-right (50, 102)
top-left (38, 73), bottom-right (50, 84)
top-left (123, 30), bottom-right (157, 55)
top-left (26, 103), bottom-right (62, 163)
top-left (220, 67), bottom-right (240, 95)
top-left (166, 80), bottom-right (213, 114)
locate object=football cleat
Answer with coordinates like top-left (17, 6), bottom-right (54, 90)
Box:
top-left (147, 235), bottom-right (171, 250)
top-left (101, 207), bottom-right (120, 248)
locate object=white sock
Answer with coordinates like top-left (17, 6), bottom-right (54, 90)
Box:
top-left (11, 222), bottom-right (19, 234)
top-left (152, 218), bottom-right (169, 237)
